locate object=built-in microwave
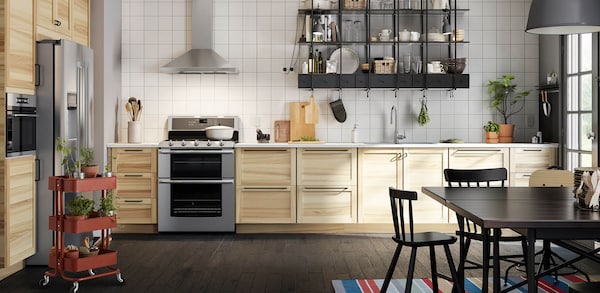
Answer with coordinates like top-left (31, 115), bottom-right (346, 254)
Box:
top-left (6, 93), bottom-right (37, 157)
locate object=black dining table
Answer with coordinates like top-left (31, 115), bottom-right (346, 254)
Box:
top-left (422, 186), bottom-right (600, 292)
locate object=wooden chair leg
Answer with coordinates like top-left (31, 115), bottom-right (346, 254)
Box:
top-left (406, 247), bottom-right (418, 293)
top-left (382, 244), bottom-right (403, 293)
top-left (443, 244), bottom-right (463, 293)
top-left (430, 246), bottom-right (439, 292)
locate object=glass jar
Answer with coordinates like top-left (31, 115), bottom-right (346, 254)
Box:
top-left (343, 19), bottom-right (354, 42)
top-left (353, 20), bottom-right (363, 41)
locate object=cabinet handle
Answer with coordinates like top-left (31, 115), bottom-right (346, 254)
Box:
top-left (53, 19), bottom-right (62, 26)
top-left (123, 174), bottom-right (144, 177)
top-left (123, 199), bottom-right (143, 203)
top-left (302, 187), bottom-right (349, 192)
top-left (243, 149), bottom-right (288, 152)
top-left (304, 149), bottom-right (351, 153)
top-left (453, 149), bottom-right (503, 156)
top-left (35, 64), bottom-right (41, 86)
top-left (123, 149), bottom-right (144, 152)
top-left (523, 149), bottom-right (543, 152)
top-left (242, 187), bottom-right (290, 191)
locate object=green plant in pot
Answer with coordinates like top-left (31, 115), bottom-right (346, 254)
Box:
top-left (483, 121), bottom-right (500, 144)
top-left (55, 137), bottom-right (83, 178)
top-left (65, 195), bottom-right (95, 219)
top-left (79, 147), bottom-right (99, 178)
top-left (99, 191), bottom-right (117, 216)
top-left (487, 74), bottom-right (531, 143)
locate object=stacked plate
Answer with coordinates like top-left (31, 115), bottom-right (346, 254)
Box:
top-left (453, 29), bottom-right (465, 42)
top-left (424, 33), bottom-right (445, 42)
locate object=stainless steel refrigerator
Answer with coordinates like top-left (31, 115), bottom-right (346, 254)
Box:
top-left (28, 40), bottom-right (94, 265)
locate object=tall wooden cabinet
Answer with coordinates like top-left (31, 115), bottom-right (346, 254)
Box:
top-left (297, 148), bottom-right (357, 223)
top-left (109, 148), bottom-right (157, 233)
top-left (35, 0), bottom-right (90, 46)
top-left (3, 155), bottom-right (36, 268)
top-left (236, 148), bottom-right (297, 223)
top-left (4, 0), bottom-right (36, 95)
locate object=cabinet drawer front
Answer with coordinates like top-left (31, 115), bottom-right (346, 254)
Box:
top-left (449, 148), bottom-right (508, 169)
top-left (298, 149), bottom-right (357, 186)
top-left (115, 173), bottom-right (156, 198)
top-left (510, 172), bottom-right (532, 187)
top-left (510, 148), bottom-right (556, 173)
top-left (115, 198), bottom-right (156, 224)
top-left (236, 186), bottom-right (296, 223)
top-left (236, 149), bottom-right (296, 186)
top-left (297, 186), bottom-right (356, 223)
top-left (111, 148), bottom-right (157, 173)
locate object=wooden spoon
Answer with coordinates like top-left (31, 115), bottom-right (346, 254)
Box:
top-left (125, 103), bottom-right (133, 121)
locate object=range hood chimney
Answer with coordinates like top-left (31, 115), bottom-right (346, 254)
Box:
top-left (161, 0), bottom-right (238, 74)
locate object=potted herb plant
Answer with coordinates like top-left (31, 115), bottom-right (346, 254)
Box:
top-left (55, 137), bottom-right (83, 178)
top-left (487, 74), bottom-right (531, 142)
top-left (79, 147), bottom-right (99, 178)
top-left (483, 121), bottom-right (500, 144)
top-left (99, 191), bottom-right (117, 216)
top-left (65, 195), bottom-right (95, 219)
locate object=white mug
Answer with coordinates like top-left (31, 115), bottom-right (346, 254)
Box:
top-left (410, 31), bottom-right (420, 42)
top-left (379, 32), bottom-right (390, 41)
top-left (398, 29), bottom-right (410, 42)
top-left (380, 28), bottom-right (392, 35)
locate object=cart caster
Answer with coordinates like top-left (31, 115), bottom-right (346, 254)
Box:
top-left (116, 273), bottom-right (125, 284)
top-left (38, 275), bottom-right (50, 287)
top-left (69, 282), bottom-right (79, 293)
top-left (88, 269), bottom-right (95, 276)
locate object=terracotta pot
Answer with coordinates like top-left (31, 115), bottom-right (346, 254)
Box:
top-left (498, 124), bottom-right (514, 143)
top-left (485, 131), bottom-right (499, 144)
top-left (81, 165), bottom-right (99, 178)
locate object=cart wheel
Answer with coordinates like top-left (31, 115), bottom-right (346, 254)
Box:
top-left (88, 269), bottom-right (96, 276)
top-left (69, 282), bottom-right (79, 293)
top-left (116, 273), bottom-right (125, 284)
top-left (38, 275), bottom-right (50, 287)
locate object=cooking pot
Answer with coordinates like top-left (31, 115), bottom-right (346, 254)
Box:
top-left (205, 125), bottom-right (234, 140)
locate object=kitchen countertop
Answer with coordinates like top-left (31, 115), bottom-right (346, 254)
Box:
top-left (235, 142), bottom-right (559, 148)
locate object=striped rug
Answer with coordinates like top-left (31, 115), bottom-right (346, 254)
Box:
top-left (332, 275), bottom-right (589, 292)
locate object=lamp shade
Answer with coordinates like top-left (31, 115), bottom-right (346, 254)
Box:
top-left (526, 0), bottom-right (600, 35)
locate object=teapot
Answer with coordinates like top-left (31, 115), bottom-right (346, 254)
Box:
top-left (398, 29), bottom-right (410, 42)
top-left (379, 28), bottom-right (392, 41)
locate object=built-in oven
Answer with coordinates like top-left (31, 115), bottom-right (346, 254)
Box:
top-left (6, 93), bottom-right (37, 157)
top-left (157, 148), bottom-right (235, 232)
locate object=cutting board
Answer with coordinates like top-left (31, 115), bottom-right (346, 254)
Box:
top-left (290, 102), bottom-right (316, 141)
top-left (273, 120), bottom-right (290, 142)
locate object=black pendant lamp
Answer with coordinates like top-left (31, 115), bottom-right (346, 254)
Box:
top-left (526, 0), bottom-right (600, 35)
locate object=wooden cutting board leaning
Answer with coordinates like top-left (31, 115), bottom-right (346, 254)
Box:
top-left (289, 102), bottom-right (316, 141)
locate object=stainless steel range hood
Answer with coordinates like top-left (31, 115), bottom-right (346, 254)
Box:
top-left (161, 0), bottom-right (238, 74)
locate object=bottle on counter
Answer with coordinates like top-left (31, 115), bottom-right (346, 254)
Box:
top-left (351, 124), bottom-right (359, 143)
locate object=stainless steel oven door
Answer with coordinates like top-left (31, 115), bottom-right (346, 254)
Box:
top-left (158, 179), bottom-right (235, 232)
top-left (158, 149), bottom-right (234, 179)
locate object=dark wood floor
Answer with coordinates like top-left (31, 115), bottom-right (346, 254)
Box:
top-left (1, 233), bottom-right (598, 292)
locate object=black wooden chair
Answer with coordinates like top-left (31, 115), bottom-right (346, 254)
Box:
top-left (443, 168), bottom-right (528, 277)
top-left (381, 187), bottom-right (462, 293)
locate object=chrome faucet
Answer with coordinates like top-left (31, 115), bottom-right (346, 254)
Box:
top-left (390, 106), bottom-right (406, 143)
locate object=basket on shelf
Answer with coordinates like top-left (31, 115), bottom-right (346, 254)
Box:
top-left (373, 60), bottom-right (397, 74)
top-left (343, 0), bottom-right (366, 9)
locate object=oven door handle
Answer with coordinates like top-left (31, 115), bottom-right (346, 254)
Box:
top-left (158, 149), bottom-right (234, 155)
top-left (11, 113), bottom-right (39, 118)
top-left (158, 179), bottom-right (234, 184)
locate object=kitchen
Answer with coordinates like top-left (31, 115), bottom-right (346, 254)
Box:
top-left (1, 0), bottom-right (599, 291)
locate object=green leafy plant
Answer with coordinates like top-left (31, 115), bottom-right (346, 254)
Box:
top-left (487, 74), bottom-right (531, 124)
top-left (66, 195), bottom-right (95, 217)
top-left (99, 191), bottom-right (117, 216)
top-left (55, 137), bottom-right (81, 175)
top-left (483, 121), bottom-right (500, 133)
top-left (79, 147), bottom-right (95, 167)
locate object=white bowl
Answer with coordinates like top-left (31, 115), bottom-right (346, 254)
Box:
top-left (206, 126), bottom-right (234, 140)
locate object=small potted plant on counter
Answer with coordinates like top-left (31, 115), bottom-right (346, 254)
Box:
top-left (487, 74), bottom-right (531, 143)
top-left (483, 121), bottom-right (500, 144)
top-left (80, 147), bottom-right (99, 178)
top-left (65, 195), bottom-right (95, 219)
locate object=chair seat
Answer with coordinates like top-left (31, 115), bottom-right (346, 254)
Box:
top-left (394, 232), bottom-right (457, 247)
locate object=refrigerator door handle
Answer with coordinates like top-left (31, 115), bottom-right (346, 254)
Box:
top-left (35, 158), bottom-right (40, 182)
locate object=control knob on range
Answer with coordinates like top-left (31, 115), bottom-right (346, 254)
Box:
top-left (181, 139), bottom-right (186, 146)
top-left (206, 140), bottom-right (212, 147)
top-left (168, 139), bottom-right (174, 146)
top-left (219, 140), bottom-right (224, 147)
top-left (194, 139), bottom-right (200, 146)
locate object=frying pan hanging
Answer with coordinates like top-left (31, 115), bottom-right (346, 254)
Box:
top-left (330, 91), bottom-right (347, 123)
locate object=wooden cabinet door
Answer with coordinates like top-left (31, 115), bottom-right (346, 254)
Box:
top-left (4, 156), bottom-right (36, 267)
top-left (111, 148), bottom-right (157, 173)
top-left (36, 0), bottom-right (71, 40)
top-left (297, 186), bottom-right (356, 223)
top-left (115, 198), bottom-right (156, 224)
top-left (402, 148), bottom-right (449, 223)
top-left (115, 173), bottom-right (156, 199)
top-left (449, 148), bottom-right (509, 170)
top-left (36, 0), bottom-right (55, 31)
top-left (71, 0), bottom-right (89, 46)
top-left (357, 149), bottom-right (401, 223)
top-left (297, 148), bottom-right (357, 186)
top-left (6, 0), bottom-right (36, 94)
top-left (509, 147), bottom-right (557, 186)
top-left (236, 148), bottom-right (295, 186)
top-left (236, 187), bottom-right (296, 223)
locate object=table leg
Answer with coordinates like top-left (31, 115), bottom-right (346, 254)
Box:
top-left (457, 215), bottom-right (465, 291)
top-left (527, 229), bottom-right (537, 292)
top-left (493, 228), bottom-right (500, 292)
top-left (482, 228), bottom-right (490, 292)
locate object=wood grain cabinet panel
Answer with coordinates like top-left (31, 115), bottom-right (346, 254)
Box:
top-left (71, 0), bottom-right (89, 46)
top-left (236, 187), bottom-right (296, 223)
top-left (3, 156), bottom-right (36, 268)
top-left (111, 148), bottom-right (157, 173)
top-left (297, 149), bottom-right (357, 186)
top-left (358, 149), bottom-right (400, 223)
top-left (509, 147), bottom-right (557, 186)
top-left (36, 0), bottom-right (71, 39)
top-left (115, 198), bottom-right (156, 224)
top-left (236, 148), bottom-right (295, 186)
top-left (5, 0), bottom-right (36, 94)
top-left (297, 186), bottom-right (356, 223)
top-left (114, 173), bottom-right (155, 199)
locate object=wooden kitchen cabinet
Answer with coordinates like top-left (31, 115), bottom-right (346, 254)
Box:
top-left (36, 0), bottom-right (90, 47)
top-left (448, 147), bottom-right (509, 174)
top-left (3, 155), bottom-right (36, 268)
top-left (296, 149), bottom-right (357, 223)
top-left (109, 148), bottom-right (157, 228)
top-left (5, 0), bottom-right (36, 94)
top-left (510, 147), bottom-right (557, 186)
top-left (358, 148), bottom-right (448, 224)
top-left (236, 148), bottom-right (296, 223)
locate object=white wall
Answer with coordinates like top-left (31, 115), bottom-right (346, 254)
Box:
top-left (120, 0), bottom-right (538, 143)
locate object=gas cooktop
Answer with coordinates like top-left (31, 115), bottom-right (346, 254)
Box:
top-left (158, 116), bottom-right (239, 149)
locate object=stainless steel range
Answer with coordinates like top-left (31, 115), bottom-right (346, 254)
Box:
top-left (157, 116), bottom-right (239, 232)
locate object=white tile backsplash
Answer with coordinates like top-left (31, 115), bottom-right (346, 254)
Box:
top-left (121, 0), bottom-right (537, 143)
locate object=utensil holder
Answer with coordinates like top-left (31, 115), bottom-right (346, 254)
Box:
top-left (128, 121), bottom-right (142, 143)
